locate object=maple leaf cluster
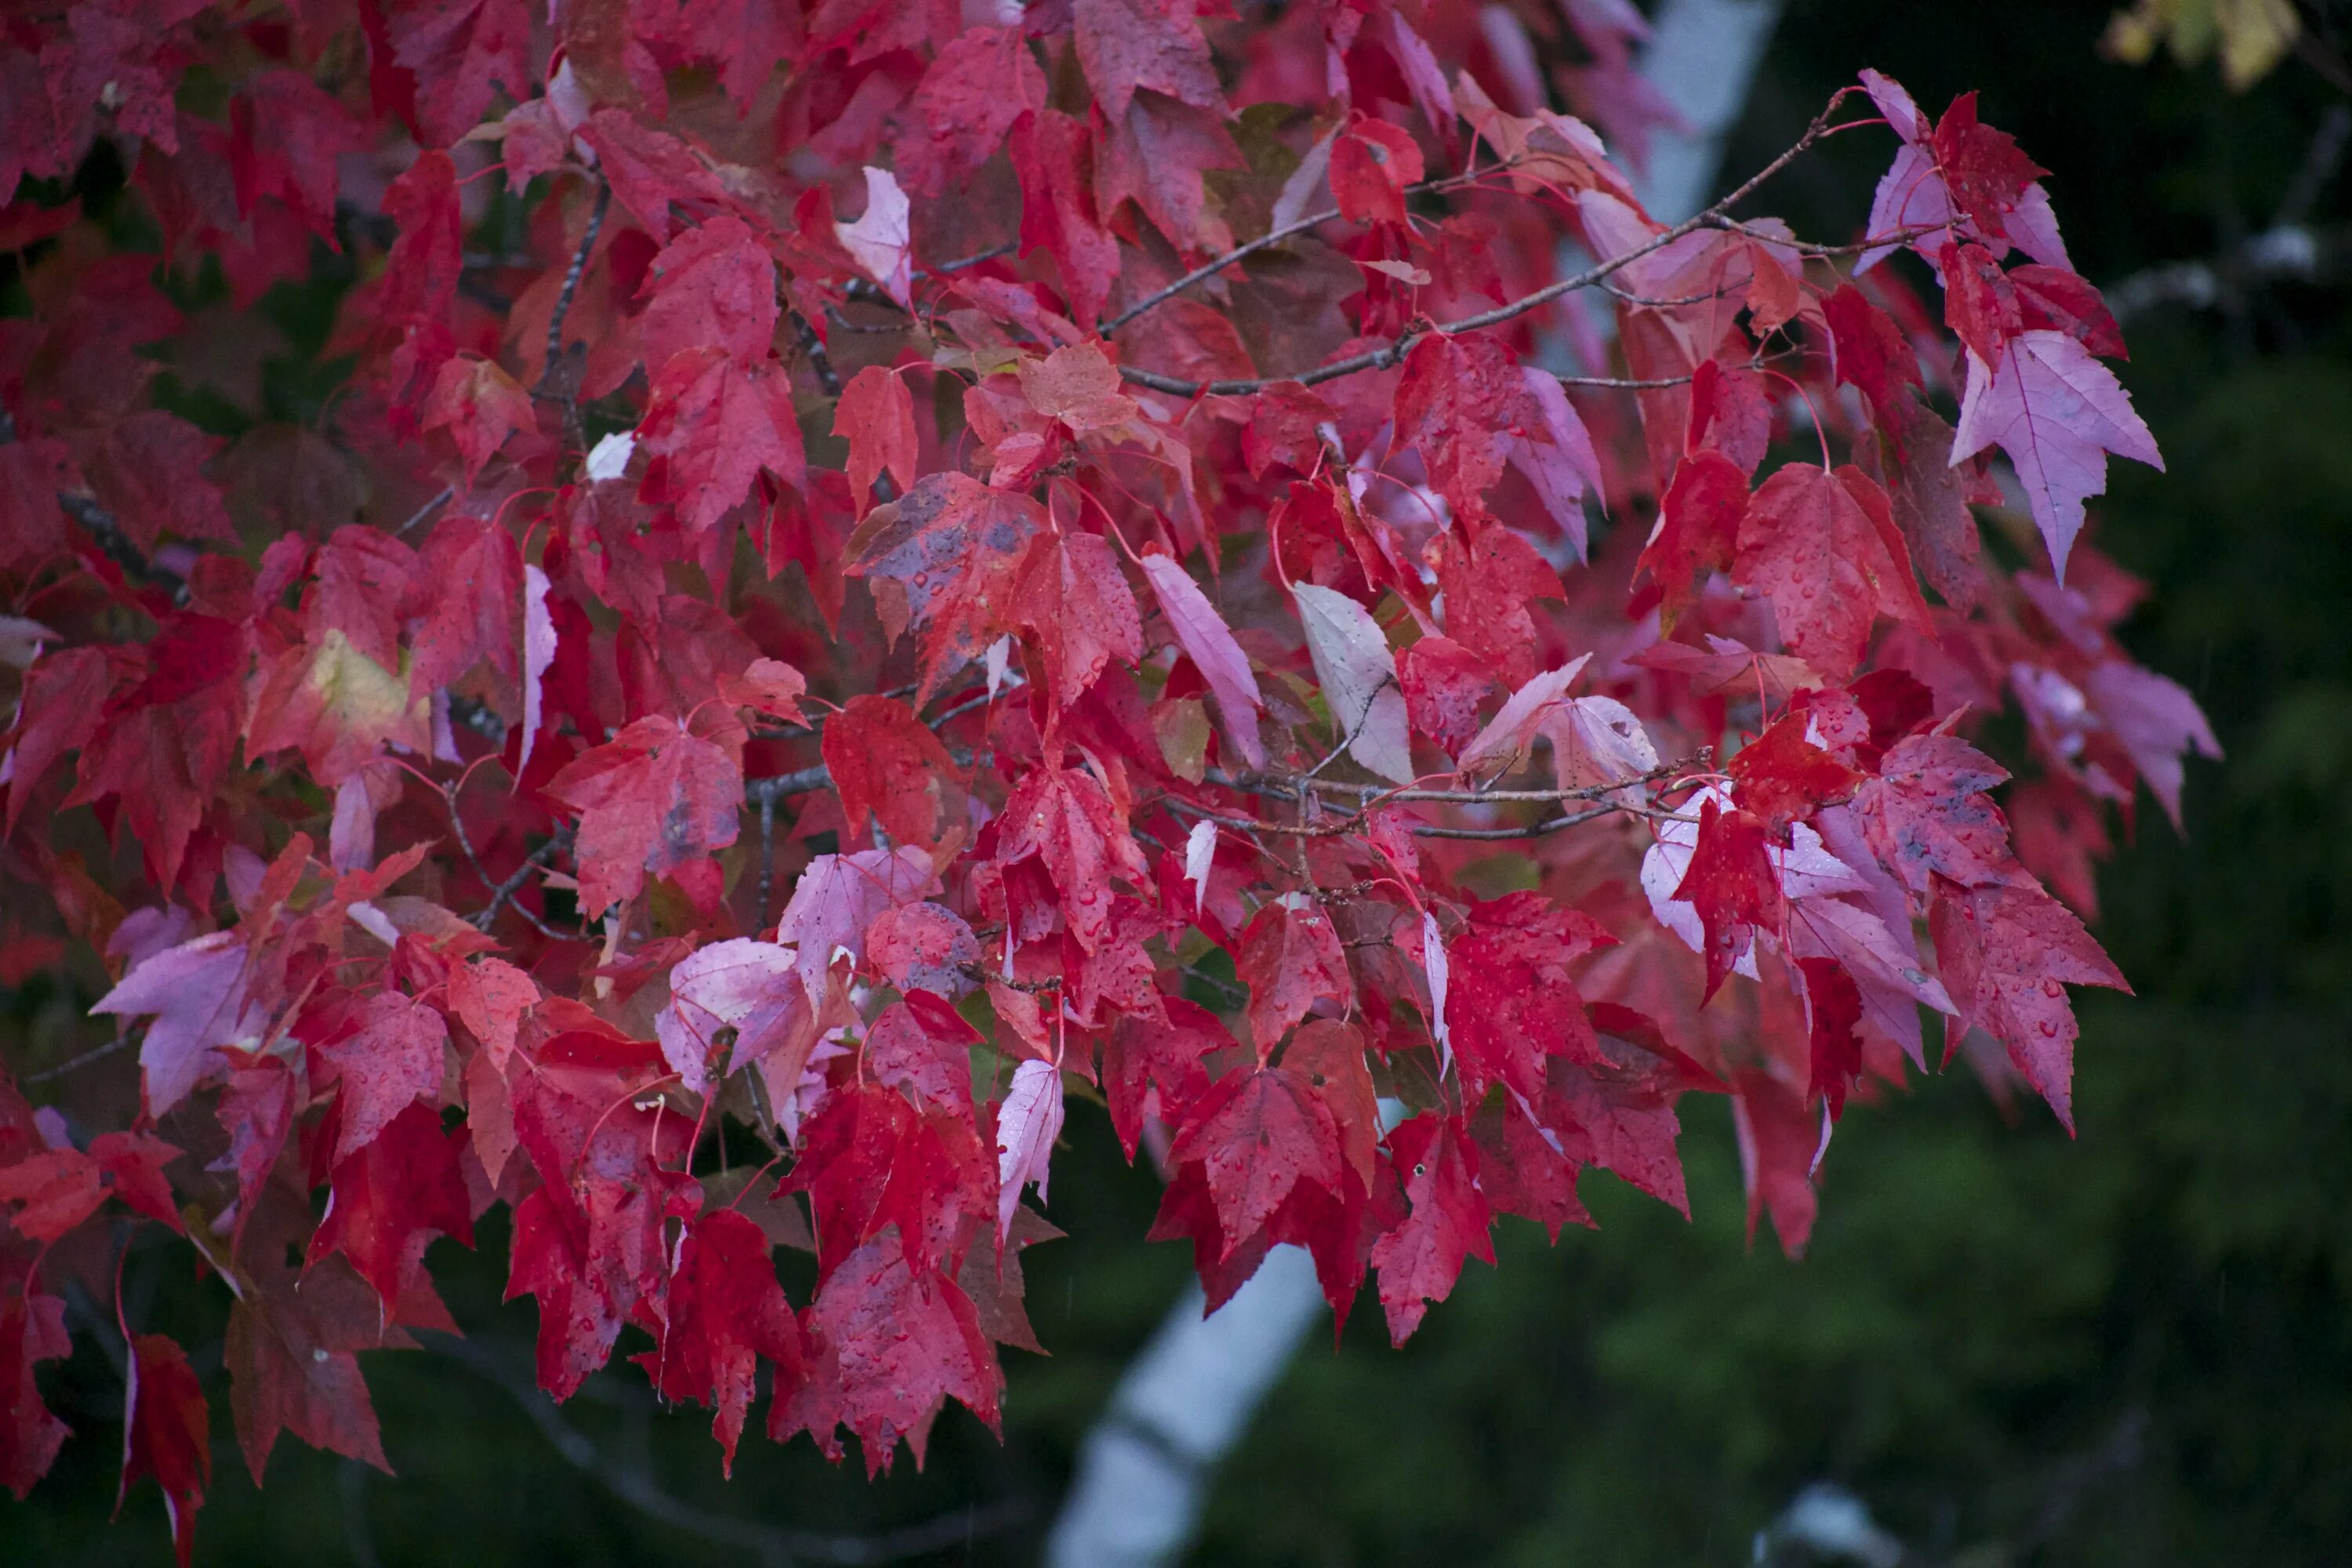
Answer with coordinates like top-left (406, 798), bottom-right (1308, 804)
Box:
top-left (0, 3), bottom-right (2217, 1559)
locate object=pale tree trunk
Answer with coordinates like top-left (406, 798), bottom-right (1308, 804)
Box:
top-left (1635, 0), bottom-right (1788, 226)
top-left (1043, 8), bottom-right (1784, 1563)
top-left (1042, 1247), bottom-right (1327, 1568)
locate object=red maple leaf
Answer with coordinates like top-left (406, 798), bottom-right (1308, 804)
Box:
top-left (1672, 797), bottom-right (1784, 1000)
top-left (77, 412), bottom-right (235, 552)
top-left (1443, 891), bottom-right (1612, 1105)
top-left (420, 356), bottom-right (535, 490)
top-left (506, 1030), bottom-right (699, 1399)
top-left (785, 1080), bottom-right (992, 1279)
top-left (1734, 463), bottom-right (1929, 680)
top-left (1161, 1062), bottom-right (1343, 1254)
top-left (1098, 998), bottom-right (1229, 1161)
top-left (1428, 520), bottom-right (1564, 687)
top-left (306, 1100), bottom-right (474, 1311)
top-left (636, 1210), bottom-right (804, 1477)
top-left (994, 766), bottom-right (1149, 954)
top-left (1394, 334), bottom-right (1526, 522)
top-left (1371, 1113), bottom-right (1494, 1345)
top-left (1636, 448), bottom-right (1749, 629)
top-left (833, 365), bottom-right (918, 517)
top-left (1468, 1089), bottom-right (1591, 1242)
top-left (226, 1182), bottom-right (397, 1484)
top-left (0, 1131), bottom-right (182, 1243)
top-left (546, 712), bottom-right (746, 918)
top-left (898, 24), bottom-right (1047, 198)
top-left (636, 349), bottom-right (806, 536)
top-left (1797, 956), bottom-right (1866, 1119)
top-left (310, 991), bottom-right (448, 1165)
top-left (1726, 712), bottom-right (1864, 835)
top-left (1236, 900), bottom-right (1352, 1052)
top-left (387, 0), bottom-right (534, 148)
top-left (405, 514), bottom-right (524, 694)
top-left (1823, 284), bottom-right (1926, 435)
top-left (847, 472), bottom-right (1043, 701)
top-left (1929, 93), bottom-right (2049, 243)
top-left (1857, 732), bottom-right (2022, 896)
top-left (1731, 1069), bottom-right (1822, 1256)
top-left (1930, 877), bottom-right (2128, 1131)
top-left (1399, 635), bottom-right (1498, 756)
top-left (1072, 0), bottom-right (1226, 118)
top-left (639, 216), bottom-right (780, 368)
top-left (1011, 109), bottom-right (1120, 327)
top-left (862, 993), bottom-right (983, 1113)
top-left (787, 1228), bottom-right (1002, 1475)
top-left (0, 1261), bottom-right (71, 1501)
top-left (822, 695), bottom-right (967, 857)
top-left (866, 906), bottom-right (983, 1001)
top-left (117, 1333), bottom-right (210, 1568)
top-left (1331, 118), bottom-right (1427, 227)
top-left (1015, 532), bottom-right (1145, 711)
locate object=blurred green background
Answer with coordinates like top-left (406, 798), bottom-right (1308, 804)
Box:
top-left (9, 2), bottom-right (2352, 1564)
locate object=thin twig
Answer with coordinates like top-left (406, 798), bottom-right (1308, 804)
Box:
top-left (451, 787), bottom-right (576, 940)
top-left (842, 241), bottom-right (1018, 306)
top-left (792, 311), bottom-right (843, 397)
top-left (1299, 673), bottom-right (1396, 785)
top-left (958, 961), bottom-right (1058, 994)
top-left (1114, 96), bottom-right (1868, 399)
top-left (1397, 804), bottom-right (1622, 840)
top-left (1707, 214), bottom-right (1947, 256)
top-left (1210, 756), bottom-right (1688, 808)
top-left (1099, 161), bottom-right (1514, 336)
top-left (535, 177), bottom-right (611, 456)
top-left (396, 485), bottom-right (455, 537)
top-left (21, 1035), bottom-right (132, 1083)
top-left (541, 179), bottom-right (612, 393)
top-left (931, 240), bottom-right (1018, 275)
top-left (822, 305), bottom-right (910, 335)
top-left (471, 829), bottom-right (569, 932)
top-left (746, 765), bottom-right (834, 808)
top-left (56, 493), bottom-right (183, 595)
top-left (756, 790), bottom-right (777, 928)
top-left (1598, 277), bottom-right (1748, 309)
top-left (1161, 793), bottom-right (1632, 841)
top-left (927, 673), bottom-right (1026, 729)
top-left (1555, 372), bottom-right (1696, 390)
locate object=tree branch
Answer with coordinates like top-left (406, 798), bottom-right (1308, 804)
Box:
top-left (470, 829), bottom-right (572, 933)
top-left (20, 1035), bottom-right (132, 1084)
top-left (448, 786), bottom-right (576, 940)
top-left (1098, 162), bottom-right (1514, 336)
top-left (425, 1334), bottom-right (1030, 1567)
top-left (1112, 93), bottom-right (1864, 399)
top-left (841, 240), bottom-right (1018, 307)
top-left (1216, 756), bottom-right (1691, 808)
top-left (1162, 793), bottom-right (1632, 841)
top-left (792, 310), bottom-right (844, 397)
top-left (746, 765), bottom-right (836, 808)
top-left (541, 178), bottom-right (612, 395)
top-left (395, 485), bottom-right (456, 538)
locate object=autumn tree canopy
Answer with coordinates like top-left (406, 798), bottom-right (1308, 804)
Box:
top-left (0, 3), bottom-right (2217, 1561)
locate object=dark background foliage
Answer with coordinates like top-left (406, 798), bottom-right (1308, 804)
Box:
top-left (7, 2), bottom-right (2348, 1563)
